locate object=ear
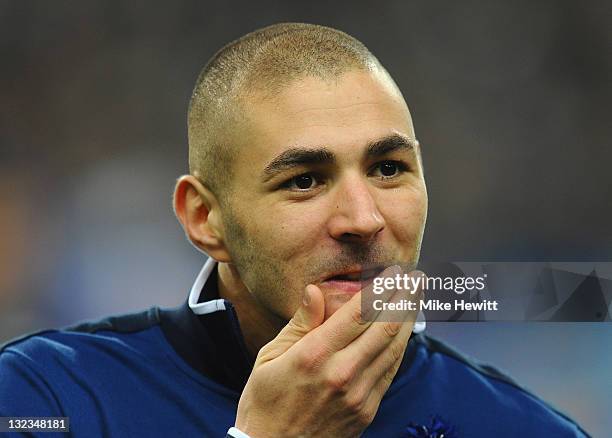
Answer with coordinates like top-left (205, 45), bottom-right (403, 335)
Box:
top-left (173, 175), bottom-right (232, 263)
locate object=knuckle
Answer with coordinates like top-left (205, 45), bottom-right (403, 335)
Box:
top-left (343, 387), bottom-right (366, 414)
top-left (257, 340), bottom-right (274, 357)
top-left (296, 345), bottom-right (327, 373)
top-left (356, 406), bottom-right (376, 427)
top-left (390, 342), bottom-right (405, 363)
top-left (343, 393), bottom-right (362, 414)
top-left (383, 321), bottom-right (402, 338)
top-left (351, 306), bottom-right (366, 325)
top-left (254, 343), bottom-right (274, 365)
top-left (383, 363), bottom-right (398, 386)
top-left (325, 365), bottom-right (355, 393)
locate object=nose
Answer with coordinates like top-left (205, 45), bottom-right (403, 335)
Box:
top-left (327, 174), bottom-right (385, 243)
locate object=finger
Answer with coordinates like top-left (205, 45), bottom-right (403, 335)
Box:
top-left (332, 271), bottom-right (424, 370)
top-left (313, 265), bottom-right (403, 352)
top-left (330, 301), bottom-right (417, 377)
top-left (358, 321), bottom-right (414, 414)
top-left (358, 314), bottom-right (415, 391)
top-left (333, 321), bottom-right (414, 432)
top-left (256, 284), bottom-right (325, 364)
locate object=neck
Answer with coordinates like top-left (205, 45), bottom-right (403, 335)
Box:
top-left (217, 262), bottom-right (286, 357)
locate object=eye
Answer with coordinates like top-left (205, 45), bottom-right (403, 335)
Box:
top-left (370, 160), bottom-right (407, 179)
top-left (283, 173), bottom-right (319, 191)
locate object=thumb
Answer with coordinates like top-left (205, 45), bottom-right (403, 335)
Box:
top-left (286, 284), bottom-right (325, 336)
top-left (255, 285), bottom-right (325, 363)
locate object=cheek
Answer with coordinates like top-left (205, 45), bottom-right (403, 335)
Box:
top-left (243, 203), bottom-right (327, 260)
top-left (381, 185), bottom-right (428, 243)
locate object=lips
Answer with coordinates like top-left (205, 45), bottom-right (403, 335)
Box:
top-left (327, 272), bottom-right (363, 281)
top-left (320, 266), bottom-right (384, 294)
top-left (323, 266), bottom-right (383, 282)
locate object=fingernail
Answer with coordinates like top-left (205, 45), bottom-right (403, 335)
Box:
top-left (303, 288), bottom-right (311, 306)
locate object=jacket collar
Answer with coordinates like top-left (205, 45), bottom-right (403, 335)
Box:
top-left (159, 258), bottom-right (253, 392)
top-left (160, 258), bottom-right (426, 392)
top-left (188, 258), bottom-right (426, 333)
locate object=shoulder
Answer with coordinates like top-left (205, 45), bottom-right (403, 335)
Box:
top-left (389, 333), bottom-right (590, 437)
top-left (1, 307), bottom-right (163, 363)
top-left (0, 307), bottom-right (167, 411)
top-left (0, 308), bottom-right (234, 435)
top-left (0, 307), bottom-right (175, 421)
top-left (411, 333), bottom-right (528, 392)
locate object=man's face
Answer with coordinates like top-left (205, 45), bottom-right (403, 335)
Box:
top-left (221, 69), bottom-right (427, 321)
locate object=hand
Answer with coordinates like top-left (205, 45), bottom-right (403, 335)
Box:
top-left (234, 266), bottom-right (422, 438)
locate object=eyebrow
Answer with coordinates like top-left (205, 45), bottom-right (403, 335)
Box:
top-left (261, 133), bottom-right (417, 181)
top-left (366, 134), bottom-right (416, 158)
top-left (262, 148), bottom-right (335, 181)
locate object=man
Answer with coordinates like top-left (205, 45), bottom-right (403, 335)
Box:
top-left (0, 23), bottom-right (588, 437)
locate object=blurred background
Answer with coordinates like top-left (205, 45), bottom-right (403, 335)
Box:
top-left (1, 1), bottom-right (610, 435)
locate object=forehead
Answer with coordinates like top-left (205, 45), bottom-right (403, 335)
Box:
top-left (236, 69), bottom-right (415, 171)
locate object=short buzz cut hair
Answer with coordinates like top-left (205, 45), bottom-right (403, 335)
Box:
top-left (187, 22), bottom-right (384, 203)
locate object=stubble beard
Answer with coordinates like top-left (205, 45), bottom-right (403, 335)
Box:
top-left (222, 205), bottom-right (419, 322)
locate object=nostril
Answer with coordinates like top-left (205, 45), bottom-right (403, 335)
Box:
top-left (339, 227), bottom-right (382, 242)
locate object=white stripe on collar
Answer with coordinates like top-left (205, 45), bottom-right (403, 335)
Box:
top-left (188, 257), bottom-right (426, 334)
top-left (188, 257), bottom-right (226, 315)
